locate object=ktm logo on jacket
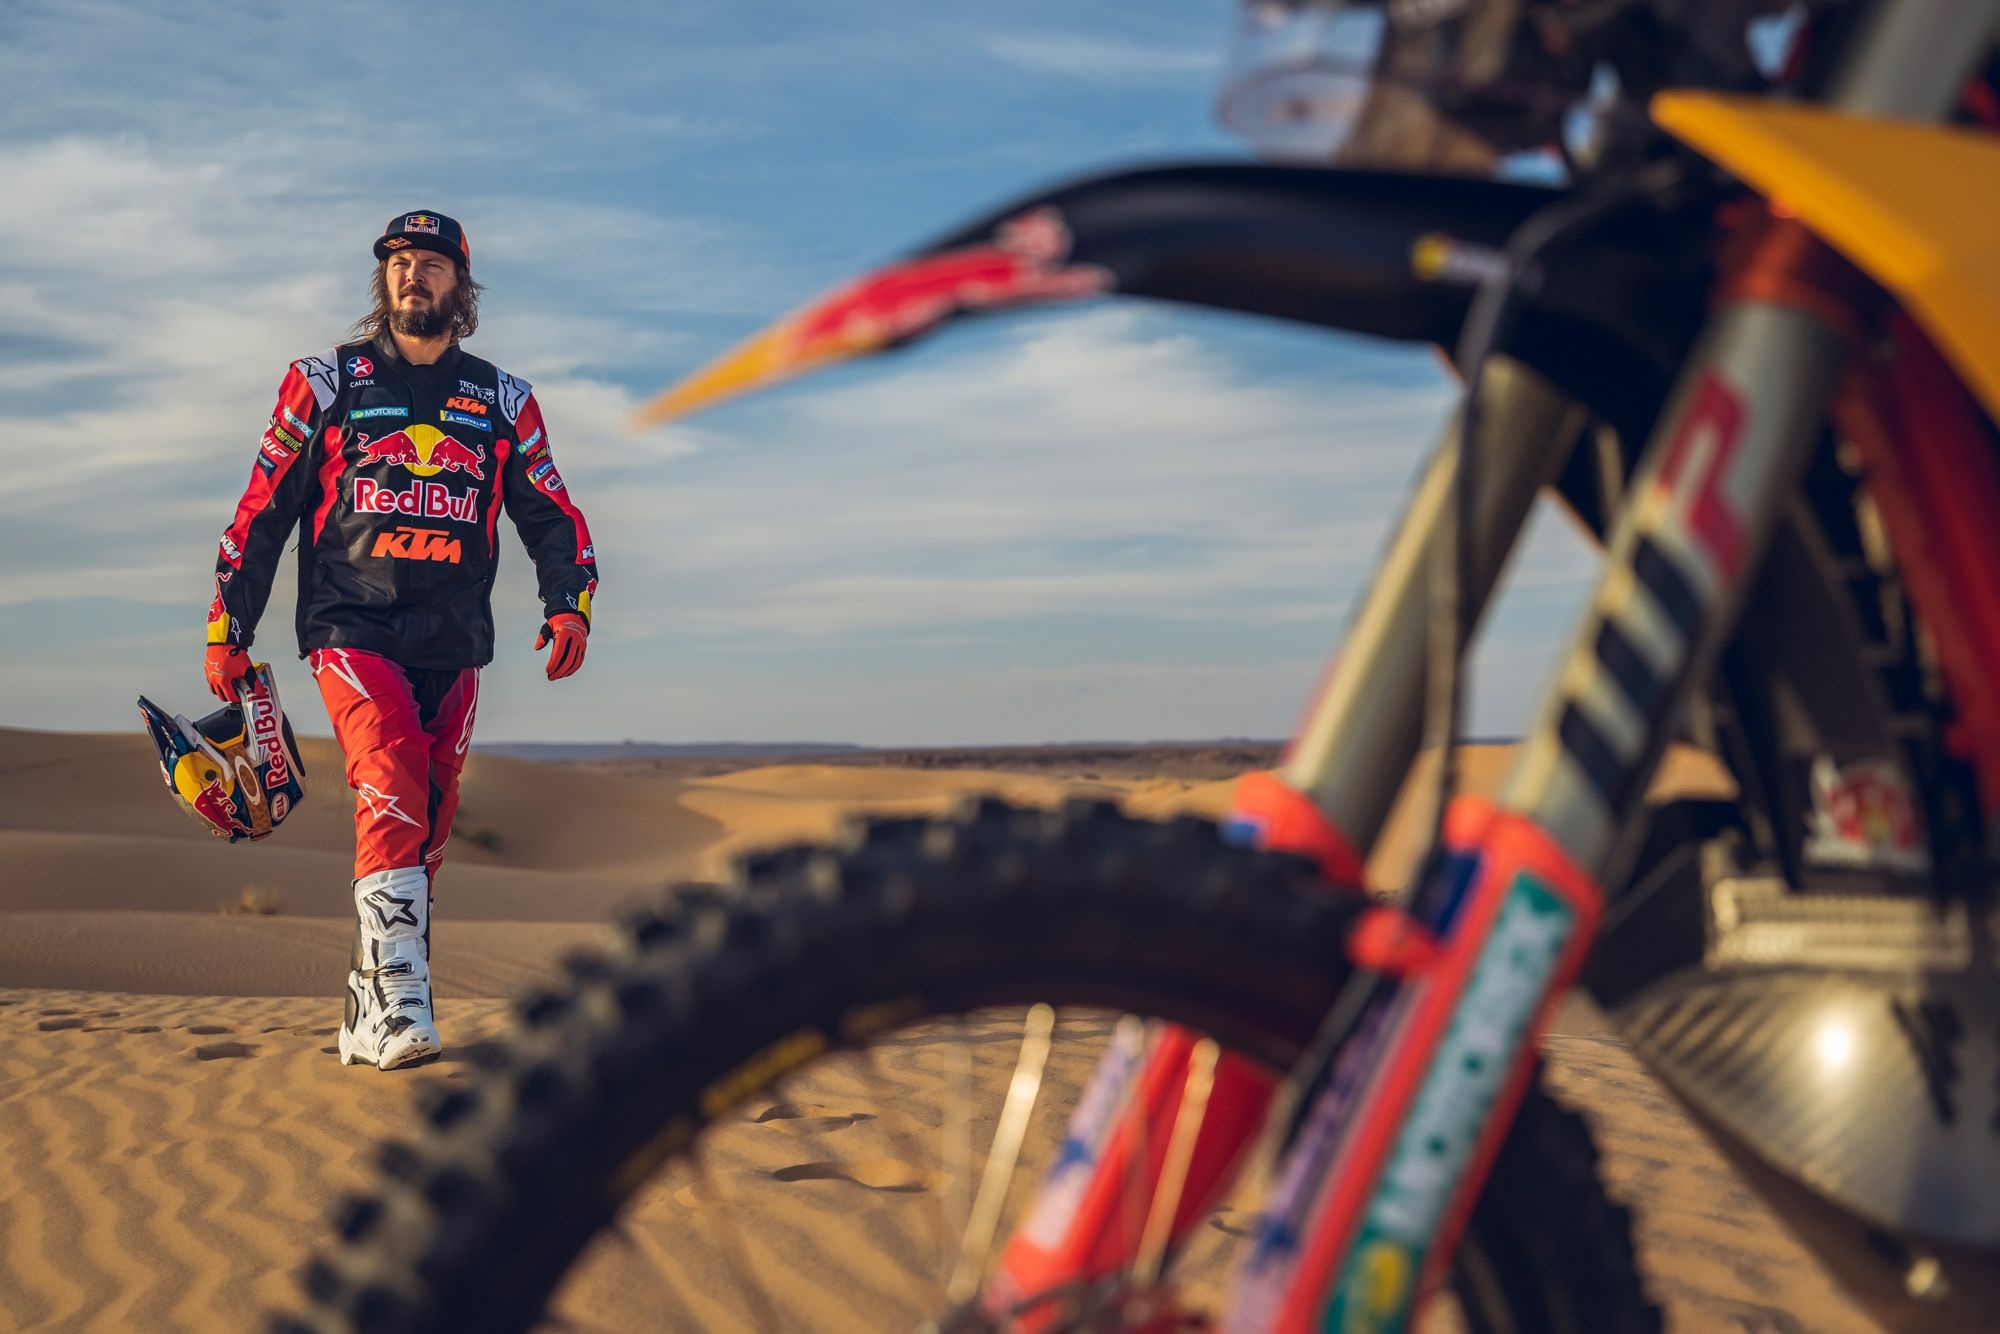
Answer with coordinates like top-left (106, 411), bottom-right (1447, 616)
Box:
top-left (443, 396), bottom-right (487, 416)
top-left (372, 526), bottom-right (462, 563)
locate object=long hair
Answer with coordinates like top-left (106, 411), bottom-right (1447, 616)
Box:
top-left (348, 256), bottom-right (484, 343)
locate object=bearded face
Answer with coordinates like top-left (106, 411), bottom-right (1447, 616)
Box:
top-left (387, 250), bottom-right (469, 338)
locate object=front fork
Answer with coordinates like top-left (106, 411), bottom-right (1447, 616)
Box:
top-left (1253, 216), bottom-right (1863, 1329)
top-left (988, 361), bottom-right (1591, 1321)
top-left (990, 213), bottom-right (1868, 1327)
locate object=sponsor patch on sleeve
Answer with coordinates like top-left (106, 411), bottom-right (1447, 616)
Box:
top-left (295, 353), bottom-right (340, 410)
top-left (495, 369), bottom-right (532, 424)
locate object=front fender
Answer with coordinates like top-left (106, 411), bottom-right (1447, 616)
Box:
top-left (637, 161), bottom-right (1708, 441)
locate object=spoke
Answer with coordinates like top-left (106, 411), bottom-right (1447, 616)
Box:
top-left (1131, 1036), bottom-right (1220, 1290)
top-left (1117, 1019), bottom-right (1156, 1281)
top-left (945, 1002), bottom-right (1057, 1306)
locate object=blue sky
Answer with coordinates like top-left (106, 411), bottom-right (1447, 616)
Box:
top-left (0, 0), bottom-right (1597, 745)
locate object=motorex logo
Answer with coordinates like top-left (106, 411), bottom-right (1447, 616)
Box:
top-left (1373, 877), bottom-right (1570, 1239)
top-left (1324, 872), bottom-right (1574, 1331)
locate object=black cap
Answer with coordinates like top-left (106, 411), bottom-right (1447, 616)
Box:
top-left (373, 210), bottom-right (471, 268)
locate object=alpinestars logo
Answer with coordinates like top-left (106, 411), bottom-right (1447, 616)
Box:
top-left (496, 369), bottom-right (531, 424)
top-left (363, 887), bottom-right (421, 930)
top-left (297, 354), bottom-right (339, 406)
top-left (357, 781), bottom-right (422, 828)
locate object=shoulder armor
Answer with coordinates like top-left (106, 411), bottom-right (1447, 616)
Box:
top-left (294, 349), bottom-right (342, 411)
top-left (496, 369), bottom-right (532, 426)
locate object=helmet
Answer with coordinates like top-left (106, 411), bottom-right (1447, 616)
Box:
top-left (1218, 0), bottom-right (1801, 172)
top-left (138, 662), bottom-right (307, 842)
top-left (1218, 0), bottom-right (1591, 171)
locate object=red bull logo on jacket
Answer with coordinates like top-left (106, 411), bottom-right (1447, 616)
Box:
top-left (352, 477), bottom-right (481, 523)
top-left (356, 423), bottom-right (485, 480)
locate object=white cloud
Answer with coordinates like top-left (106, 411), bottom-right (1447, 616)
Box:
top-left (0, 1), bottom-right (1597, 746)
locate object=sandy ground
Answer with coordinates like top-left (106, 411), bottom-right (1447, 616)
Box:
top-left (0, 725), bottom-right (1875, 1331)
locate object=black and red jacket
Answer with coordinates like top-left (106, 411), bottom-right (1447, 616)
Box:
top-left (208, 336), bottom-right (597, 669)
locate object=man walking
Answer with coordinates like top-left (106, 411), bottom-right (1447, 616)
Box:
top-left (203, 210), bottom-right (598, 1070)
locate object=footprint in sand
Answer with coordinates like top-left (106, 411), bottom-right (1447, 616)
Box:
top-left (673, 1180), bottom-right (720, 1209)
top-left (752, 1103), bottom-right (877, 1133)
top-left (193, 1041), bottom-right (257, 1061)
top-left (769, 1157), bottom-right (938, 1193)
top-left (38, 1013), bottom-right (132, 1032)
top-left (185, 1024), bottom-right (233, 1036)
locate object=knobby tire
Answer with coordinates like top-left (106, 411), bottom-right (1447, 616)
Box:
top-left (278, 798), bottom-right (1658, 1333)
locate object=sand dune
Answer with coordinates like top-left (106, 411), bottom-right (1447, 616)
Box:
top-left (0, 725), bottom-right (1866, 1331)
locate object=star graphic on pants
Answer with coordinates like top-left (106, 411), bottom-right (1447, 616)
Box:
top-left (356, 781), bottom-right (423, 829)
top-left (363, 888), bottom-right (421, 930)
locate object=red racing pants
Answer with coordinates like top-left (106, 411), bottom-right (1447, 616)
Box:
top-left (309, 648), bottom-right (479, 885)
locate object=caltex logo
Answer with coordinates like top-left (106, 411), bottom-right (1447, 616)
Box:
top-left (347, 355), bottom-right (374, 377)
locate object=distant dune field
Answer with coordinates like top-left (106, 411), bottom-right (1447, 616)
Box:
top-left (0, 725), bottom-right (1872, 1331)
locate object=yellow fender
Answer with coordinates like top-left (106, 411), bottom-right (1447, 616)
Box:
top-left (1652, 92), bottom-right (2000, 423)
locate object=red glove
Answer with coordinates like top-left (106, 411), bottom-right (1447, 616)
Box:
top-left (205, 644), bottom-right (253, 703)
top-left (535, 612), bottom-right (589, 681)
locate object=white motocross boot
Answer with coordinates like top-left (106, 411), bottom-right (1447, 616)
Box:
top-left (339, 866), bottom-right (442, 1070)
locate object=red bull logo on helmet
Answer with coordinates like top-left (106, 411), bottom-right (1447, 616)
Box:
top-left (357, 423), bottom-right (485, 480)
top-left (172, 751), bottom-right (252, 839)
top-left (244, 677), bottom-right (291, 789)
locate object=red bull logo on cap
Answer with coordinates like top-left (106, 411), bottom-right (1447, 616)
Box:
top-left (405, 215), bottom-right (440, 234)
top-left (356, 423), bottom-right (485, 480)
